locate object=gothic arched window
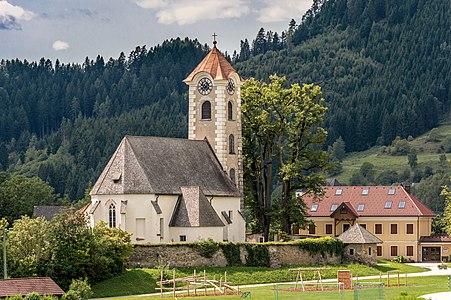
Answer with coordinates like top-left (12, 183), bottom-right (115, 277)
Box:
top-left (229, 168), bottom-right (236, 185)
top-left (201, 101), bottom-right (211, 120)
top-left (109, 204), bottom-right (116, 228)
top-left (228, 101), bottom-right (233, 121)
top-left (229, 134), bottom-right (235, 154)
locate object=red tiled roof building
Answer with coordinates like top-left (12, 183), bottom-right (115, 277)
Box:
top-left (299, 185), bottom-right (449, 262)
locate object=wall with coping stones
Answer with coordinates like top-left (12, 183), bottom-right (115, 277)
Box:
top-left (128, 244), bottom-right (341, 268)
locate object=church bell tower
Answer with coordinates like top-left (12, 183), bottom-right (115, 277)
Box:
top-left (183, 37), bottom-right (244, 208)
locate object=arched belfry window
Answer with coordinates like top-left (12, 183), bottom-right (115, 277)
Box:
top-left (201, 101), bottom-right (211, 120)
top-left (228, 101), bottom-right (233, 121)
top-left (109, 204), bottom-right (116, 228)
top-left (229, 168), bottom-right (236, 185)
top-left (229, 134), bottom-right (235, 154)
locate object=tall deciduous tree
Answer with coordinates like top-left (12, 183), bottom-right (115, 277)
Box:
top-left (242, 75), bottom-right (329, 239)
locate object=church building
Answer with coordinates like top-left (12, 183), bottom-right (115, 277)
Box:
top-left (88, 39), bottom-right (245, 243)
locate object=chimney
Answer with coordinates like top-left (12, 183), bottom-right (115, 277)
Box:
top-left (401, 182), bottom-right (411, 194)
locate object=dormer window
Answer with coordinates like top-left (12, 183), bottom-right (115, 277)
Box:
top-left (357, 204), bottom-right (365, 212)
top-left (311, 204), bottom-right (318, 212)
top-left (362, 189), bottom-right (369, 195)
top-left (385, 201), bottom-right (393, 209)
top-left (335, 189), bottom-right (343, 195)
top-left (388, 188), bottom-right (396, 195)
top-left (330, 204), bottom-right (338, 212)
top-left (398, 201), bottom-right (406, 208)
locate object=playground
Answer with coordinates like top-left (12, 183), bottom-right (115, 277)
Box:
top-left (153, 267), bottom-right (417, 299)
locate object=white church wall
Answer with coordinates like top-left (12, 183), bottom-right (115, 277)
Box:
top-left (211, 196), bottom-right (245, 242)
top-left (168, 226), bottom-right (223, 242)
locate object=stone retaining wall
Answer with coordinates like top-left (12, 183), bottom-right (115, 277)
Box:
top-left (128, 244), bottom-right (341, 268)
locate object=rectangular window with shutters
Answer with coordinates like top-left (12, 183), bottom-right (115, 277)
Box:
top-left (308, 224), bottom-right (316, 235)
top-left (406, 224), bottom-right (414, 234)
top-left (326, 224), bottom-right (333, 235)
top-left (391, 224), bottom-right (398, 234)
top-left (375, 224), bottom-right (382, 234)
top-left (377, 246), bottom-right (382, 256)
top-left (391, 246), bottom-right (398, 256)
top-left (406, 246), bottom-right (414, 256)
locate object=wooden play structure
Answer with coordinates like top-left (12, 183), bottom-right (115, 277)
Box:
top-left (384, 270), bottom-right (407, 287)
top-left (289, 267), bottom-right (331, 291)
top-left (156, 270), bottom-right (242, 298)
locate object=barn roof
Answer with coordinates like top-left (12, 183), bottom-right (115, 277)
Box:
top-left (0, 277), bottom-right (64, 297)
top-left (90, 136), bottom-right (239, 197)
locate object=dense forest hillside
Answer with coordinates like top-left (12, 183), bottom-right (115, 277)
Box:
top-left (236, 0), bottom-right (450, 151)
top-left (0, 0), bottom-right (449, 201)
top-left (0, 38), bottom-right (208, 199)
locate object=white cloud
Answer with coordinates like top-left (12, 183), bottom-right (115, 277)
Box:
top-left (134, 0), bottom-right (250, 25)
top-left (134, 0), bottom-right (168, 9)
top-left (52, 40), bottom-right (70, 51)
top-left (257, 0), bottom-right (311, 23)
top-left (0, 0), bottom-right (34, 30)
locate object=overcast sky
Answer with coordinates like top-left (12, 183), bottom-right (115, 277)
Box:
top-left (0, 0), bottom-right (313, 64)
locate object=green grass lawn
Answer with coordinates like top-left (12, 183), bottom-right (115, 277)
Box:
top-left (103, 275), bottom-right (449, 300)
top-left (91, 260), bottom-right (427, 298)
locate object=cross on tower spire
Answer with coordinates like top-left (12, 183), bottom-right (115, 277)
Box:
top-left (212, 32), bottom-right (217, 46)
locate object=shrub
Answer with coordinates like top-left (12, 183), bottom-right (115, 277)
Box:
top-left (61, 291), bottom-right (78, 300)
top-left (24, 293), bottom-right (40, 300)
top-left (7, 296), bottom-right (24, 300)
top-left (67, 279), bottom-right (92, 300)
top-left (220, 243), bottom-right (242, 266)
top-left (192, 238), bottom-right (220, 258)
top-left (392, 255), bottom-right (407, 263)
top-left (294, 236), bottom-right (344, 256)
top-left (244, 244), bottom-right (270, 267)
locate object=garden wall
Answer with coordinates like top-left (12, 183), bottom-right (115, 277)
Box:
top-left (127, 237), bottom-right (343, 268)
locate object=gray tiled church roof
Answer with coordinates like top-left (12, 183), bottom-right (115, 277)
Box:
top-left (337, 224), bottom-right (383, 244)
top-left (169, 186), bottom-right (224, 227)
top-left (90, 136), bottom-right (239, 196)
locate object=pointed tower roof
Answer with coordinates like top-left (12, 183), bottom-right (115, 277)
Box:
top-left (184, 42), bottom-right (238, 82)
top-left (169, 186), bottom-right (225, 227)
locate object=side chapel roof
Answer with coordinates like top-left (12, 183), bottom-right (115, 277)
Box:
top-left (169, 186), bottom-right (224, 227)
top-left (90, 136), bottom-right (239, 197)
top-left (184, 44), bottom-right (240, 82)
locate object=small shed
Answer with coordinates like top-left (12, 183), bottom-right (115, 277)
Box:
top-left (0, 277), bottom-right (64, 298)
top-left (338, 224), bottom-right (383, 265)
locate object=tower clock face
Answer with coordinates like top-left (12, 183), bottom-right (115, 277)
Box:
top-left (227, 79), bottom-right (235, 95)
top-left (197, 77), bottom-right (213, 95)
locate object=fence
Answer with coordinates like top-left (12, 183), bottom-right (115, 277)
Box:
top-left (353, 282), bottom-right (384, 300)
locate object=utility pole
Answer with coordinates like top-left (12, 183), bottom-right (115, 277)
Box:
top-left (2, 228), bottom-right (6, 279)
